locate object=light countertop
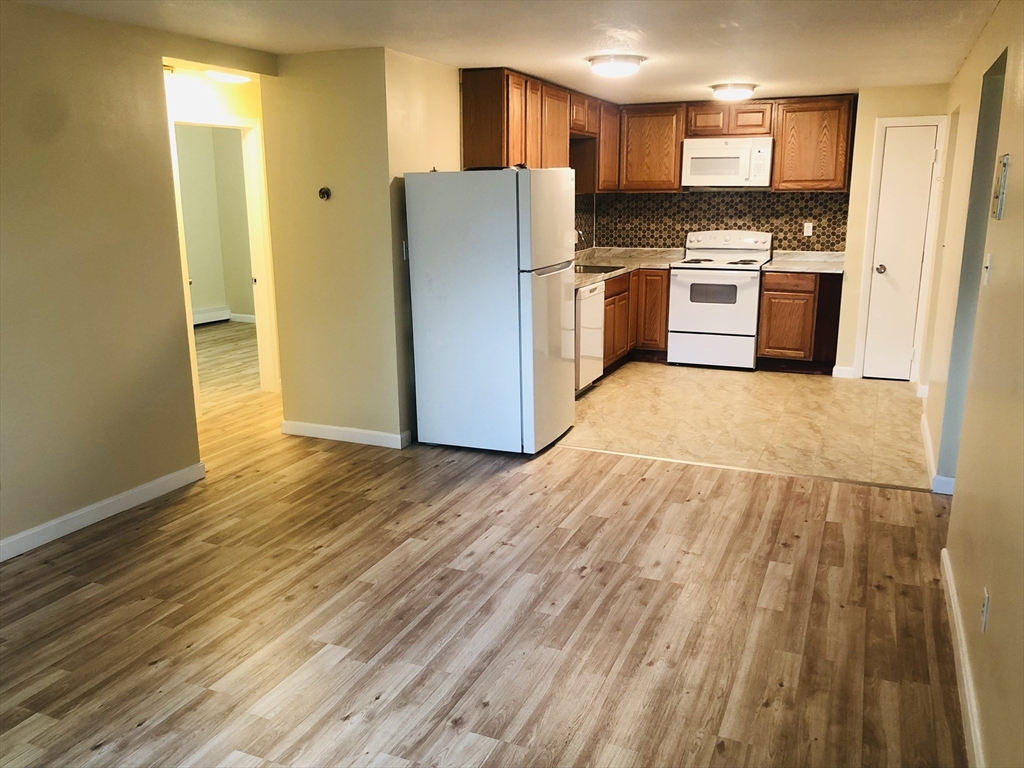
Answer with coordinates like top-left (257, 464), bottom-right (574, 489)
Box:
top-left (573, 247), bottom-right (844, 289)
top-left (763, 251), bottom-right (845, 274)
top-left (574, 247), bottom-right (685, 289)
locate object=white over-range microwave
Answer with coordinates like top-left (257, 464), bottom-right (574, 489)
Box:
top-left (681, 137), bottom-right (773, 187)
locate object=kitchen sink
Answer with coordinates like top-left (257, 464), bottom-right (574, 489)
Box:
top-left (575, 264), bottom-right (622, 274)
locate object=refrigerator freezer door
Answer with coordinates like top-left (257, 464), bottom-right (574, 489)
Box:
top-left (520, 261), bottom-right (576, 453)
top-left (406, 170), bottom-right (524, 452)
top-left (517, 168), bottom-right (576, 271)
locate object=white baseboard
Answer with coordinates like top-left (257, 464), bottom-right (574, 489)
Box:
top-left (917, 383), bottom-right (929, 398)
top-left (282, 421), bottom-right (412, 450)
top-left (230, 313), bottom-right (256, 323)
top-left (193, 306), bottom-right (231, 325)
top-left (0, 462), bottom-right (206, 562)
top-left (832, 365), bottom-right (859, 379)
top-left (932, 475), bottom-right (955, 495)
top-left (940, 548), bottom-right (985, 768)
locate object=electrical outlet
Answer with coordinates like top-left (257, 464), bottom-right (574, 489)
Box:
top-left (981, 588), bottom-right (990, 632)
top-left (803, 222), bottom-right (814, 236)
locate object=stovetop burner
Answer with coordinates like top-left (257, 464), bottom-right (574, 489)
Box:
top-left (682, 258), bottom-right (713, 263)
top-left (728, 259), bottom-right (759, 265)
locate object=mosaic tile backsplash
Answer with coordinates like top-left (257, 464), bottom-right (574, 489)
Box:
top-left (575, 193), bottom-right (595, 252)
top-left (593, 190), bottom-right (849, 251)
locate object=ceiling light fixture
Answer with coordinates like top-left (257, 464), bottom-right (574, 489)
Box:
top-left (711, 83), bottom-right (756, 101)
top-left (588, 55), bottom-right (646, 78)
top-left (205, 70), bottom-right (251, 84)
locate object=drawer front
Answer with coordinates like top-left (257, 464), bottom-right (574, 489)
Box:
top-left (604, 273), bottom-right (630, 298)
top-left (762, 271), bottom-right (818, 292)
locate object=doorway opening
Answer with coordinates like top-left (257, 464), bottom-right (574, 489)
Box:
top-left (935, 50), bottom-right (1007, 483)
top-left (174, 124), bottom-right (261, 408)
top-left (162, 61), bottom-right (280, 428)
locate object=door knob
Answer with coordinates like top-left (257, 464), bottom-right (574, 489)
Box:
top-left (876, 264), bottom-right (887, 274)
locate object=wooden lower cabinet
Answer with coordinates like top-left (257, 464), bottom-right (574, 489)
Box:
top-left (758, 289), bottom-right (817, 359)
top-left (603, 269), bottom-right (668, 369)
top-left (635, 269), bottom-right (669, 350)
top-left (603, 273), bottom-right (632, 367)
top-left (603, 293), bottom-right (630, 366)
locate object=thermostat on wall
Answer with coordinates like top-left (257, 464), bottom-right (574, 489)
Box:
top-left (991, 154), bottom-right (1009, 220)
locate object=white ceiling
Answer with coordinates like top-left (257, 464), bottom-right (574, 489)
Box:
top-left (28, 0), bottom-right (997, 102)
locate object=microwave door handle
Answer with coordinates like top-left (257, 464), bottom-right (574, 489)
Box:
top-left (740, 147), bottom-right (751, 181)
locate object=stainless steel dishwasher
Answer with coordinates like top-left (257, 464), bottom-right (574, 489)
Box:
top-left (575, 281), bottom-right (605, 394)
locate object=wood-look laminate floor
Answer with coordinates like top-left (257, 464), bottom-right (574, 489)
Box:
top-left (0, 322), bottom-right (967, 767)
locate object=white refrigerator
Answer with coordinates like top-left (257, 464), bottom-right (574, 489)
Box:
top-left (405, 168), bottom-right (576, 454)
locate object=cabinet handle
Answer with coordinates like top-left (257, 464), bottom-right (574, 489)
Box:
top-left (876, 264), bottom-right (887, 274)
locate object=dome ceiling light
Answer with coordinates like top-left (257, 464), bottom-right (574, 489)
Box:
top-left (711, 83), bottom-right (757, 101)
top-left (588, 55), bottom-right (646, 78)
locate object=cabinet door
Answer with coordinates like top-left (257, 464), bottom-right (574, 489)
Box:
top-left (505, 72), bottom-right (526, 166)
top-left (586, 98), bottom-right (601, 134)
top-left (570, 93), bottom-right (589, 132)
top-left (603, 297), bottom-right (617, 367)
top-left (628, 270), bottom-right (640, 349)
top-left (614, 293), bottom-right (631, 359)
top-left (525, 79), bottom-right (542, 168)
top-left (598, 103), bottom-right (620, 191)
top-left (728, 102), bottom-right (773, 135)
top-left (772, 96), bottom-right (853, 190)
top-left (541, 84), bottom-right (570, 168)
top-left (686, 103), bottom-right (728, 136)
top-left (619, 105), bottom-right (683, 190)
top-left (636, 269), bottom-right (669, 350)
top-left (757, 290), bottom-right (817, 359)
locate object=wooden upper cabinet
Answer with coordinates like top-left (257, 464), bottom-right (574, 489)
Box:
top-left (570, 93), bottom-right (602, 135)
top-left (541, 84), bottom-right (570, 168)
top-left (619, 104), bottom-right (684, 190)
top-left (586, 99), bottom-right (601, 134)
top-left (728, 102), bottom-right (773, 135)
top-left (570, 93), bottom-right (589, 132)
top-left (686, 102), bottom-right (773, 137)
top-left (460, 68), bottom-right (505, 169)
top-left (598, 103), bottom-right (620, 191)
top-left (505, 72), bottom-right (526, 166)
top-left (525, 78), bottom-right (542, 167)
top-left (686, 103), bottom-right (728, 136)
top-left (772, 96), bottom-right (854, 190)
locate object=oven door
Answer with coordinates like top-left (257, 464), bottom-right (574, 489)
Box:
top-left (669, 269), bottom-right (762, 336)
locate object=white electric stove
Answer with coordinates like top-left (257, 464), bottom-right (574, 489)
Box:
top-left (668, 230), bottom-right (773, 369)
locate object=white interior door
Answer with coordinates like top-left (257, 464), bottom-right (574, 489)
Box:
top-left (863, 125), bottom-right (938, 379)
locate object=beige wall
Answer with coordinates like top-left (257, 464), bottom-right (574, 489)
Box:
top-left (176, 125), bottom-right (228, 313)
top-left (0, 2), bottom-right (274, 539)
top-left (262, 49), bottom-right (404, 436)
top-left (941, 3), bottom-right (1024, 766)
top-left (261, 48), bottom-right (461, 441)
top-left (835, 84), bottom-right (949, 369)
top-left (212, 127), bottom-right (255, 317)
top-left (922, 0), bottom-right (1018, 476)
top-left (383, 49), bottom-right (462, 433)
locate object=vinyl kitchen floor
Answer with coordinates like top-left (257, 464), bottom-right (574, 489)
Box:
top-left (563, 362), bottom-right (932, 490)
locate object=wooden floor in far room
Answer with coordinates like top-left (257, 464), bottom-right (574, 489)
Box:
top-left (0, 321), bottom-right (967, 767)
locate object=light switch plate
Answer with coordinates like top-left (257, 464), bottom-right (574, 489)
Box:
top-left (803, 222), bottom-right (814, 236)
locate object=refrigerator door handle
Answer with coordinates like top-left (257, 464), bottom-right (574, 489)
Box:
top-left (532, 260), bottom-right (574, 277)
